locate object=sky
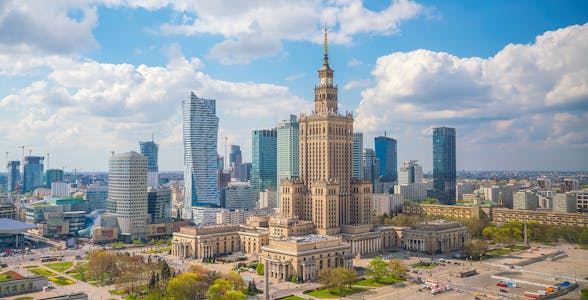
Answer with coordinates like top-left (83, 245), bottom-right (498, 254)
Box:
top-left (1, 0), bottom-right (587, 172)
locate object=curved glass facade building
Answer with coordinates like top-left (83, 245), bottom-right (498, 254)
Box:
top-left (139, 140), bottom-right (159, 187)
top-left (182, 92), bottom-right (219, 219)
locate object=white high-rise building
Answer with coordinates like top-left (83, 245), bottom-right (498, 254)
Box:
top-left (277, 115), bottom-right (299, 206)
top-left (108, 151), bottom-right (148, 241)
top-left (398, 160), bottom-right (422, 185)
top-left (183, 92), bottom-right (219, 220)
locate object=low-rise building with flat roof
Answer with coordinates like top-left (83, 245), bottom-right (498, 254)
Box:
top-left (403, 219), bottom-right (470, 254)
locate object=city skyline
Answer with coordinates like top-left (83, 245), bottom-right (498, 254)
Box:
top-left (1, 1), bottom-right (587, 172)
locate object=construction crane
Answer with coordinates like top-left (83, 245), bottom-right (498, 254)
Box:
top-left (18, 145), bottom-right (31, 172)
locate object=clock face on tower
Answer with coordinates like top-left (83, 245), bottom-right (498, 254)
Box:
top-left (327, 78), bottom-right (333, 85)
top-left (320, 78), bottom-right (326, 86)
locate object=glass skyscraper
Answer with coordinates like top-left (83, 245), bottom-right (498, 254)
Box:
top-left (229, 145), bottom-right (242, 180)
top-left (45, 169), bottom-right (64, 188)
top-left (251, 128), bottom-right (277, 199)
top-left (374, 136), bottom-right (397, 183)
top-left (140, 140), bottom-right (159, 187)
top-left (6, 160), bottom-right (20, 193)
top-left (277, 115), bottom-right (299, 206)
top-left (23, 156), bottom-right (44, 192)
top-left (183, 92), bottom-right (219, 219)
top-left (353, 132), bottom-right (364, 179)
top-left (433, 127), bottom-right (456, 205)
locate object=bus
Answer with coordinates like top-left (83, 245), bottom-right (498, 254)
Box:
top-left (41, 256), bottom-right (62, 262)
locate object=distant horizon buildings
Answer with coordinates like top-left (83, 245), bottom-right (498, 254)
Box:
top-left (182, 92), bottom-right (219, 220)
top-left (374, 135), bottom-right (397, 183)
top-left (433, 127), bottom-right (456, 205)
top-left (398, 160), bottom-right (422, 185)
top-left (139, 139), bottom-right (159, 187)
top-left (251, 128), bottom-right (277, 200)
top-left (108, 151), bottom-right (148, 241)
top-left (229, 145), bottom-right (242, 181)
top-left (277, 115), bottom-right (299, 207)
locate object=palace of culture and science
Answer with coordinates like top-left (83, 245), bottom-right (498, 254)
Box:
top-left (172, 29), bottom-right (469, 282)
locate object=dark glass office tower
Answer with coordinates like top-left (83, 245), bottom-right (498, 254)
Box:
top-left (433, 127), bottom-right (456, 205)
top-left (374, 136), bottom-right (397, 182)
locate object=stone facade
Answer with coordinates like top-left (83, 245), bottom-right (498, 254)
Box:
top-left (0, 275), bottom-right (47, 298)
top-left (261, 234), bottom-right (353, 282)
top-left (492, 208), bottom-right (588, 227)
top-left (403, 220), bottom-right (470, 254)
top-left (171, 224), bottom-right (269, 259)
top-left (403, 204), bottom-right (482, 219)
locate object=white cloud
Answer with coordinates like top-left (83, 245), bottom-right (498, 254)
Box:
top-left (347, 58), bottom-right (363, 67)
top-left (0, 49), bottom-right (311, 169)
top-left (355, 23), bottom-right (588, 150)
top-left (158, 0), bottom-right (426, 63)
top-left (344, 79), bottom-right (372, 90)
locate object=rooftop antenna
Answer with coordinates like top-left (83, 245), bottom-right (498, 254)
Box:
top-left (384, 130), bottom-right (387, 137)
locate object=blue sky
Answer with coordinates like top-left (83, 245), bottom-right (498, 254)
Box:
top-left (1, 0), bottom-right (587, 172)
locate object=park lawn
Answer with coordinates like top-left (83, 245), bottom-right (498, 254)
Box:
top-left (355, 275), bottom-right (404, 287)
top-left (44, 261), bottom-right (73, 272)
top-left (275, 296), bottom-right (307, 300)
top-left (14, 297), bottom-right (34, 300)
top-left (49, 276), bottom-right (75, 286)
top-left (28, 267), bottom-right (57, 277)
top-left (304, 287), bottom-right (364, 298)
top-left (410, 262), bottom-right (437, 269)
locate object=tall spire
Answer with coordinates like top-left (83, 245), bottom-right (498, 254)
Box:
top-left (323, 24), bottom-right (329, 66)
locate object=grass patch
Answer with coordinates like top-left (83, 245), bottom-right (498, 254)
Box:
top-left (485, 246), bottom-right (529, 257)
top-left (44, 261), bottom-right (73, 272)
top-left (27, 267), bottom-right (57, 277)
top-left (14, 297), bottom-right (34, 300)
top-left (410, 262), bottom-right (437, 269)
top-left (304, 287), bottom-right (364, 298)
top-left (275, 296), bottom-right (307, 300)
top-left (355, 274), bottom-right (404, 287)
top-left (49, 276), bottom-right (75, 286)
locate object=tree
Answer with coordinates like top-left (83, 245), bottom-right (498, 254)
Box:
top-left (388, 259), bottom-right (407, 278)
top-left (222, 271), bottom-right (245, 291)
top-left (318, 267), bottom-right (355, 295)
top-left (423, 197), bottom-right (439, 204)
top-left (167, 272), bottom-right (208, 300)
top-left (255, 262), bottom-right (264, 275)
top-left (207, 278), bottom-right (232, 300)
top-left (366, 257), bottom-right (389, 282)
top-left (463, 239), bottom-right (489, 259)
top-left (188, 264), bottom-right (220, 286)
top-left (579, 229), bottom-right (588, 245)
top-left (223, 290), bottom-right (247, 300)
top-left (160, 260), bottom-right (172, 281)
top-left (87, 251), bottom-right (118, 284)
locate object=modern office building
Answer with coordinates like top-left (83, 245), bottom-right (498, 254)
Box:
top-left (6, 160), bottom-right (20, 193)
top-left (221, 182), bottom-right (256, 211)
top-left (45, 169), bottom-right (64, 188)
top-left (398, 160), bottom-right (422, 185)
top-left (147, 187), bottom-right (171, 224)
top-left (139, 139), bottom-right (159, 187)
top-left (108, 151), bottom-right (148, 241)
top-left (251, 128), bottom-right (277, 199)
top-left (229, 145), bottom-right (243, 181)
top-left (362, 148), bottom-right (380, 189)
top-left (374, 135), bottom-right (397, 183)
top-left (552, 192), bottom-right (577, 213)
top-left (513, 190), bottom-right (538, 211)
top-left (353, 132), bottom-right (364, 179)
top-left (50, 181), bottom-right (70, 197)
top-left (25, 197), bottom-right (89, 237)
top-left (86, 183), bottom-right (108, 211)
top-left (23, 156), bottom-right (44, 193)
top-left (277, 115), bottom-right (299, 206)
top-left (239, 162), bottom-right (252, 182)
top-left (577, 190), bottom-right (588, 213)
top-left (183, 92), bottom-right (219, 219)
top-left (432, 127), bottom-right (456, 205)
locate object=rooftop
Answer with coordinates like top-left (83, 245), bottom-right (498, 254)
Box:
top-left (0, 218), bottom-right (36, 234)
